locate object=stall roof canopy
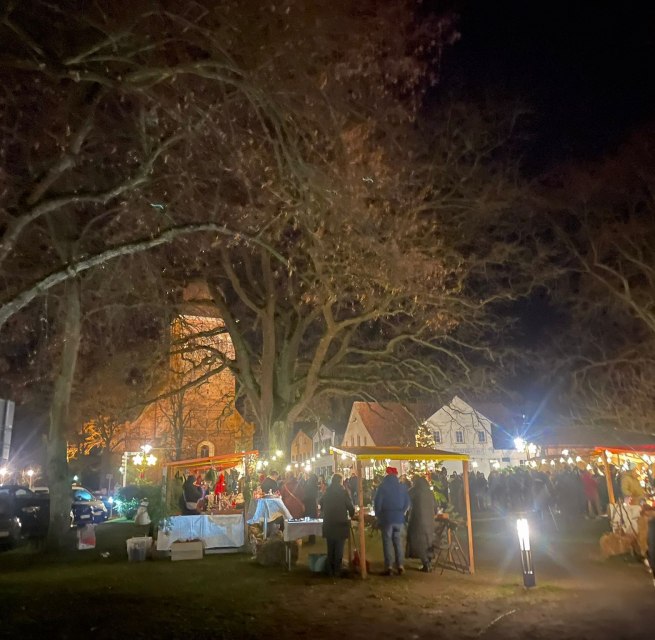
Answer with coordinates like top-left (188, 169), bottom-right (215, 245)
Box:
top-left (163, 450), bottom-right (258, 471)
top-left (330, 445), bottom-right (469, 461)
top-left (533, 426), bottom-right (655, 452)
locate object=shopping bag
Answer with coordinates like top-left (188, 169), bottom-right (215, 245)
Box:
top-left (77, 524), bottom-right (96, 550)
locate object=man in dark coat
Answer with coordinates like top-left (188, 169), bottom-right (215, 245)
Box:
top-left (319, 473), bottom-right (355, 577)
top-left (180, 474), bottom-right (202, 515)
top-left (346, 470), bottom-right (359, 506)
top-left (303, 473), bottom-right (320, 544)
top-left (374, 466), bottom-right (410, 575)
top-left (407, 476), bottom-right (437, 572)
top-left (260, 470), bottom-right (279, 494)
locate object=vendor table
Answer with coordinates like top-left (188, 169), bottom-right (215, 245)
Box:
top-left (283, 518), bottom-right (323, 542)
top-left (283, 518), bottom-right (323, 570)
top-left (156, 514), bottom-right (245, 551)
top-left (246, 497), bottom-right (292, 538)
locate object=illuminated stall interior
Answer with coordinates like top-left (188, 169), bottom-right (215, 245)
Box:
top-left (330, 445), bottom-right (474, 578)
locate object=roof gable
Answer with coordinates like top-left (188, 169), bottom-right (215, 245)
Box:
top-left (350, 401), bottom-right (436, 447)
top-left (290, 430), bottom-right (312, 446)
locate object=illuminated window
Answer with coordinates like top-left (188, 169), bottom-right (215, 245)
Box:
top-left (455, 431), bottom-right (464, 444)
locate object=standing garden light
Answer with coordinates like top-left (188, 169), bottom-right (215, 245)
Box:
top-left (517, 517), bottom-right (536, 587)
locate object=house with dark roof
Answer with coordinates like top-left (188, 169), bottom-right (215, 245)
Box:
top-left (342, 402), bottom-right (433, 448)
top-left (290, 429), bottom-right (313, 464)
top-left (340, 397), bottom-right (526, 478)
top-left (341, 402), bottom-right (437, 475)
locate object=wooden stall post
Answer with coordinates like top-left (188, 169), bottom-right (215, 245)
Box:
top-left (356, 459), bottom-right (367, 579)
top-left (603, 455), bottom-right (616, 506)
top-left (462, 460), bottom-right (475, 574)
top-left (333, 450), bottom-right (339, 477)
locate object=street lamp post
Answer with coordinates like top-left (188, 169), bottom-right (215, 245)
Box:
top-left (26, 468), bottom-right (34, 489)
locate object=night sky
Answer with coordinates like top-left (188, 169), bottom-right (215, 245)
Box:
top-left (447, 0), bottom-right (655, 172)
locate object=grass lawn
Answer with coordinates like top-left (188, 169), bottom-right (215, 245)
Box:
top-left (0, 517), bottom-right (653, 639)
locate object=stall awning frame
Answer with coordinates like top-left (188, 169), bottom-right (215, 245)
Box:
top-left (330, 444), bottom-right (474, 578)
top-left (162, 450), bottom-right (259, 472)
top-left (162, 450), bottom-right (258, 508)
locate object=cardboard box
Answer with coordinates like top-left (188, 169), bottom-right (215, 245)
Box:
top-left (171, 540), bottom-right (204, 562)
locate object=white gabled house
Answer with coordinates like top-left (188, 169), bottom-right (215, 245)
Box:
top-left (424, 396), bottom-right (525, 476)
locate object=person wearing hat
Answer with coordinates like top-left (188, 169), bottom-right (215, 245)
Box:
top-left (373, 466), bottom-right (410, 575)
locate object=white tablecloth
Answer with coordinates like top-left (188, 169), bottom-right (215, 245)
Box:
top-left (246, 497), bottom-right (292, 525)
top-left (609, 503), bottom-right (642, 536)
top-left (156, 514), bottom-right (244, 551)
top-left (283, 519), bottom-right (323, 542)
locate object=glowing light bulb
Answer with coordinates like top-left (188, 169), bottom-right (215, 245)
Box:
top-left (514, 437), bottom-right (526, 451)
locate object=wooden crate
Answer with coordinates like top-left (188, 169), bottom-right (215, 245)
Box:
top-left (171, 540), bottom-right (204, 562)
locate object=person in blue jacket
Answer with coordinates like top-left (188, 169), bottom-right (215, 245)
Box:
top-left (374, 466), bottom-right (410, 575)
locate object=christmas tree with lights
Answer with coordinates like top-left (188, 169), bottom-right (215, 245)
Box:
top-left (415, 422), bottom-right (436, 448)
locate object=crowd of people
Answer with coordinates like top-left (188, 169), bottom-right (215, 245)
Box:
top-left (181, 459), bottom-right (654, 579)
top-left (448, 463), bottom-right (653, 521)
top-left (256, 466), bottom-right (438, 576)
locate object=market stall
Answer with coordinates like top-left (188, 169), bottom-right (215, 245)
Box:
top-left (158, 450), bottom-right (258, 553)
top-left (526, 428), bottom-right (655, 556)
top-left (329, 445), bottom-right (473, 578)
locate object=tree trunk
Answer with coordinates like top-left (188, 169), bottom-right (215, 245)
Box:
top-left (46, 280), bottom-right (81, 550)
top-left (268, 420), bottom-right (291, 459)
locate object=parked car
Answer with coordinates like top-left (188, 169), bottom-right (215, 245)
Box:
top-left (71, 485), bottom-right (108, 525)
top-left (0, 494), bottom-right (23, 548)
top-left (0, 484), bottom-right (108, 538)
top-left (0, 485), bottom-right (48, 539)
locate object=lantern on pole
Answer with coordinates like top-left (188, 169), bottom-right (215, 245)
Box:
top-left (516, 517), bottom-right (536, 587)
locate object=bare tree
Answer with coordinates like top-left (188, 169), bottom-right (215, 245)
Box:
top-left (542, 127), bottom-right (655, 433)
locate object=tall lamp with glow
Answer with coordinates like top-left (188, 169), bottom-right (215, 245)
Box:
top-left (517, 517), bottom-right (536, 588)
